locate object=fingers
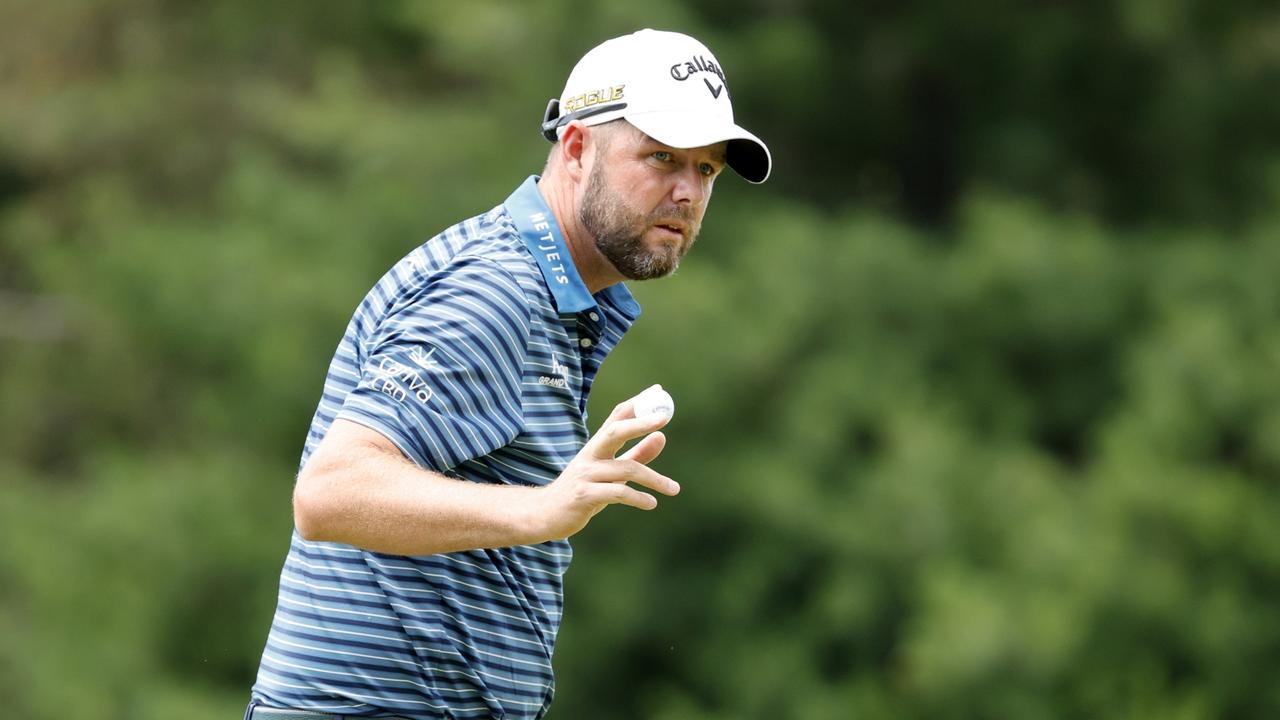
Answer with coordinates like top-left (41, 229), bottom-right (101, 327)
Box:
top-left (562, 391), bottom-right (680, 522)
top-left (598, 483), bottom-right (659, 511)
top-left (619, 431), bottom-right (666, 465)
top-left (588, 459), bottom-right (680, 496)
top-left (585, 411), bottom-right (670, 460)
top-left (603, 397), bottom-right (636, 424)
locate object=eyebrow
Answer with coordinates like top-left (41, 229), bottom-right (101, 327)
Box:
top-left (640, 133), bottom-right (728, 165)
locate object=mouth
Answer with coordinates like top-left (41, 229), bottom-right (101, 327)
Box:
top-left (652, 221), bottom-right (687, 240)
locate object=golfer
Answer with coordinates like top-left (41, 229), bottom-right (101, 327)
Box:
top-left (247, 28), bottom-right (770, 720)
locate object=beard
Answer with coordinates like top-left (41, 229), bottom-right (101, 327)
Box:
top-left (578, 162), bottom-right (698, 281)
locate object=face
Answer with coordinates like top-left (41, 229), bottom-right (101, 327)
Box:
top-left (578, 124), bottom-right (727, 280)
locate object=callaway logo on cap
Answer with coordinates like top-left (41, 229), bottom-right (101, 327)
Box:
top-left (540, 28), bottom-right (772, 184)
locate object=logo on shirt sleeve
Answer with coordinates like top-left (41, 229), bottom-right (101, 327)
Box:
top-left (371, 346), bottom-right (439, 404)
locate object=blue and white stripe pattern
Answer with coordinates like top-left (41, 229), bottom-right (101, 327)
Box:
top-left (252, 176), bottom-right (641, 718)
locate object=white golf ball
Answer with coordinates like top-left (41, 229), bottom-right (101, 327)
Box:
top-left (633, 385), bottom-right (675, 420)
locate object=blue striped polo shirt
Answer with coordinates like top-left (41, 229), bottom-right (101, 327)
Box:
top-left (251, 176), bottom-right (641, 719)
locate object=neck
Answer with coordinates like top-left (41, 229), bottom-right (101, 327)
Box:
top-left (537, 174), bottom-right (625, 295)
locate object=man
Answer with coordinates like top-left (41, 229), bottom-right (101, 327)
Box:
top-left (247, 28), bottom-right (770, 720)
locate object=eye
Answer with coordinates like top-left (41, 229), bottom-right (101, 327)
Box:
top-left (700, 162), bottom-right (717, 177)
top-left (652, 151), bottom-right (673, 163)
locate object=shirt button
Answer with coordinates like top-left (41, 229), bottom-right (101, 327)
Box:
top-left (579, 338), bottom-right (593, 349)
top-left (588, 312), bottom-right (600, 322)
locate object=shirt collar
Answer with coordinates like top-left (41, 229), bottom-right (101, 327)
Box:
top-left (505, 175), bottom-right (640, 320)
top-left (599, 280), bottom-right (641, 322)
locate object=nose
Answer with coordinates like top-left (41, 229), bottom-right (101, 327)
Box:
top-left (670, 164), bottom-right (706, 208)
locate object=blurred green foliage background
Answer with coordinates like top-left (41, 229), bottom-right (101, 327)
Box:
top-left (3, 1), bottom-right (1280, 718)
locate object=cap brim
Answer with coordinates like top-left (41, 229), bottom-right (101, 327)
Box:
top-left (625, 111), bottom-right (771, 184)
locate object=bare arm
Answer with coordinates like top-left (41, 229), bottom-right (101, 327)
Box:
top-left (293, 396), bottom-right (679, 556)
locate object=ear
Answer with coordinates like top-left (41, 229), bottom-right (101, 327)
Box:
top-left (558, 121), bottom-right (589, 183)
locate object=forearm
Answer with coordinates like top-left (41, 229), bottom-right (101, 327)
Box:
top-left (293, 400), bottom-right (678, 556)
top-left (293, 421), bottom-right (547, 556)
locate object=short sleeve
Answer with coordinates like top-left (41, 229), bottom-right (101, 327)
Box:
top-left (338, 256), bottom-right (532, 472)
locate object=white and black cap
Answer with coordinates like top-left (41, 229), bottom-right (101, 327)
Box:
top-left (541, 29), bottom-right (772, 184)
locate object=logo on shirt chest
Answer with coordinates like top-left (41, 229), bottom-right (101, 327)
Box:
top-left (538, 356), bottom-right (571, 389)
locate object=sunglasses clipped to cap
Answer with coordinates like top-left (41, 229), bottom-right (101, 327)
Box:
top-left (540, 98), bottom-right (629, 142)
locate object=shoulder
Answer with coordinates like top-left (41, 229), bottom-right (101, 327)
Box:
top-left (411, 206), bottom-right (540, 291)
top-left (368, 207), bottom-right (524, 302)
top-left (351, 204), bottom-right (551, 347)
top-left (458, 205), bottom-right (545, 295)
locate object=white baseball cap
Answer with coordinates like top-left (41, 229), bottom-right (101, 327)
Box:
top-left (541, 29), bottom-right (772, 184)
